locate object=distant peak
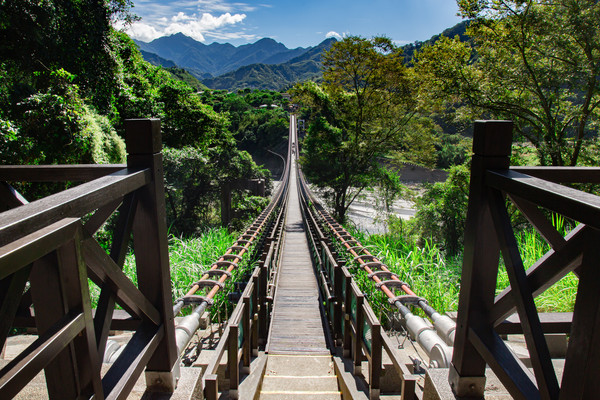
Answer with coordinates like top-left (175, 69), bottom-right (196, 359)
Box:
top-left (256, 37), bottom-right (277, 43)
top-left (320, 37), bottom-right (338, 45)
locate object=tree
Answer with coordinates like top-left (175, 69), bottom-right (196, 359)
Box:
top-left (293, 36), bottom-right (418, 222)
top-left (416, 0), bottom-right (600, 166)
top-left (0, 0), bottom-right (136, 113)
top-left (413, 164), bottom-right (470, 256)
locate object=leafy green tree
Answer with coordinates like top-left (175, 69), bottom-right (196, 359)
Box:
top-left (159, 80), bottom-right (229, 149)
top-left (0, 0), bottom-right (279, 235)
top-left (163, 145), bottom-right (270, 235)
top-left (0, 0), bottom-right (135, 113)
top-left (3, 69), bottom-right (125, 166)
top-left (416, 0), bottom-right (600, 166)
top-left (413, 164), bottom-right (470, 256)
top-left (293, 36), bottom-right (418, 221)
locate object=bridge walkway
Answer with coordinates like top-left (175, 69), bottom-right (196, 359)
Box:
top-left (258, 117), bottom-right (341, 399)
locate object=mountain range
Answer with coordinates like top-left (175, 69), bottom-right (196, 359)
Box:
top-left (134, 35), bottom-right (336, 91)
top-left (134, 21), bottom-right (469, 92)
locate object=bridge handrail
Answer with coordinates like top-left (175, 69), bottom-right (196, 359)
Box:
top-left (201, 115), bottom-right (293, 400)
top-left (0, 119), bottom-right (178, 399)
top-left (296, 154), bottom-right (418, 399)
top-left (451, 120), bottom-right (598, 399)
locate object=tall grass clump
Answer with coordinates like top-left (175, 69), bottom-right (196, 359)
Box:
top-left (342, 228), bottom-right (462, 324)
top-left (346, 212), bottom-right (579, 326)
top-left (89, 227), bottom-right (252, 321)
top-left (496, 215), bottom-right (578, 312)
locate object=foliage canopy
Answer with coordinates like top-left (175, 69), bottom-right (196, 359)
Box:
top-left (293, 37), bottom-right (420, 221)
top-left (416, 0), bottom-right (600, 166)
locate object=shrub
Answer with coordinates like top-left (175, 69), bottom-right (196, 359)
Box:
top-left (413, 163), bottom-right (470, 256)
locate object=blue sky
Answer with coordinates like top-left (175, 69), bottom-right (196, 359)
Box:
top-left (121, 0), bottom-right (463, 48)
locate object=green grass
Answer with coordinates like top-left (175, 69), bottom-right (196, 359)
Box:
top-left (88, 227), bottom-right (256, 321)
top-left (345, 221), bottom-right (579, 325)
top-left (343, 229), bottom-right (462, 323)
top-left (497, 228), bottom-right (578, 313)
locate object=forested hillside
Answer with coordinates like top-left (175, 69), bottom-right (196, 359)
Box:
top-left (0, 0), bottom-right (288, 234)
top-left (136, 35), bottom-right (337, 91)
top-left (201, 38), bottom-right (336, 91)
top-left (135, 34), bottom-right (311, 77)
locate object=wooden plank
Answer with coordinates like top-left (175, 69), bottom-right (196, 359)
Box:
top-left (267, 157), bottom-right (329, 355)
top-left (13, 309), bottom-right (142, 331)
top-left (228, 324), bottom-right (240, 393)
top-left (83, 197), bottom-right (123, 235)
top-left (380, 332), bottom-right (416, 400)
top-left (495, 312), bottom-right (573, 335)
top-left (0, 266), bottom-right (31, 352)
top-left (511, 166), bottom-right (600, 184)
top-left (0, 313), bottom-right (85, 399)
top-left (0, 164), bottom-right (126, 182)
top-left (450, 121), bottom-right (512, 397)
top-left (487, 169), bottom-right (600, 230)
top-left (29, 252), bottom-right (81, 399)
top-left (125, 119), bottom-right (177, 380)
top-left (205, 326), bottom-right (230, 376)
top-left (488, 188), bottom-right (559, 399)
top-left (0, 168), bottom-right (150, 247)
top-left (204, 374), bottom-right (218, 400)
top-left (559, 230), bottom-right (600, 399)
top-left (469, 326), bottom-right (539, 400)
top-left (56, 231), bottom-right (103, 398)
top-left (94, 193), bottom-right (138, 356)
top-left (364, 304), bottom-right (381, 399)
top-left (509, 194), bottom-right (566, 250)
top-left (102, 323), bottom-right (164, 400)
top-left (82, 236), bottom-right (160, 325)
top-left (0, 218), bottom-right (80, 280)
top-left (491, 224), bottom-right (587, 325)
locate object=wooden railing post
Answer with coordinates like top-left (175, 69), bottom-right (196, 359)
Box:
top-left (221, 182), bottom-right (232, 226)
top-left (28, 221), bottom-right (103, 399)
top-left (449, 120), bottom-right (513, 397)
top-left (369, 318), bottom-right (381, 400)
top-left (125, 119), bottom-right (179, 392)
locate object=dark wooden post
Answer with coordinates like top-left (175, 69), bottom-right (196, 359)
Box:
top-left (343, 269), bottom-right (352, 357)
top-left (354, 291), bottom-right (365, 375)
top-left (559, 228), bottom-right (600, 398)
top-left (228, 324), bottom-right (240, 398)
top-left (449, 121), bottom-right (513, 397)
top-left (370, 321), bottom-right (381, 400)
top-left (125, 119), bottom-right (179, 392)
top-left (242, 296), bottom-right (251, 368)
top-left (29, 220), bottom-right (102, 399)
top-left (221, 182), bottom-right (232, 226)
top-left (332, 256), bottom-right (343, 343)
top-left (258, 257), bottom-right (269, 343)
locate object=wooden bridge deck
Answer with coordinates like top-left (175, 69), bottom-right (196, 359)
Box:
top-left (266, 156), bottom-right (329, 355)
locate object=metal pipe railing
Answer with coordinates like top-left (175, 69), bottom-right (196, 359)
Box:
top-left (294, 135), bottom-right (455, 367)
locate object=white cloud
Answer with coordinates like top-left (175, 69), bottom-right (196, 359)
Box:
top-left (195, 0), bottom-right (257, 13)
top-left (121, 11), bottom-right (247, 42)
top-left (326, 31), bottom-right (343, 40)
top-left (172, 12), bottom-right (193, 22)
top-left (117, 21), bottom-right (162, 42)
